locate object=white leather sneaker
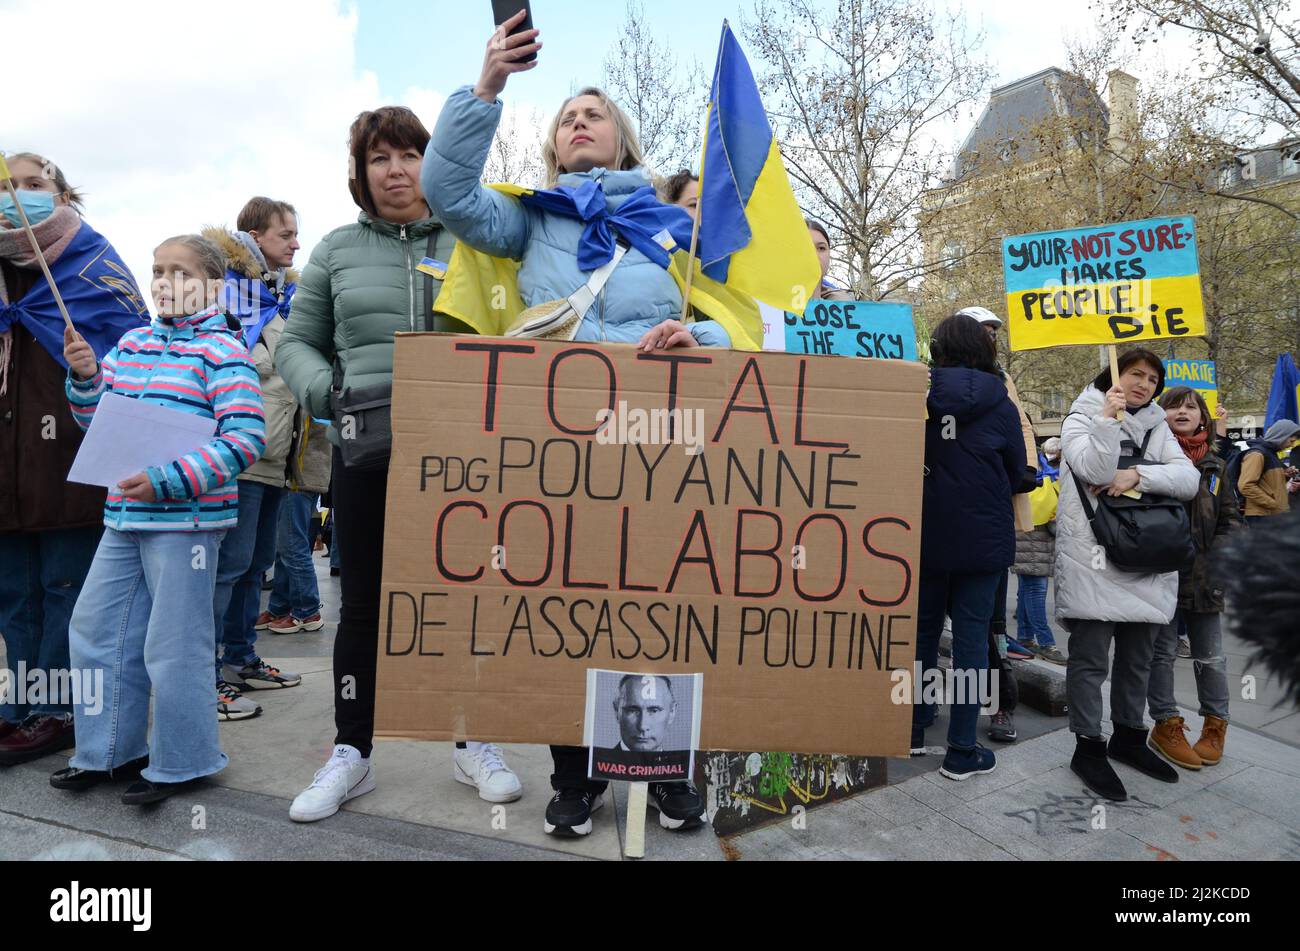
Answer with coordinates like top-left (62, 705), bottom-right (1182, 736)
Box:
top-left (289, 745), bottom-right (375, 822)
top-left (453, 742), bottom-right (523, 803)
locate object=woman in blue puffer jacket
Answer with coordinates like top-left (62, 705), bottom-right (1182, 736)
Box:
top-left (421, 12), bottom-right (729, 353)
top-left (420, 10), bottom-right (716, 838)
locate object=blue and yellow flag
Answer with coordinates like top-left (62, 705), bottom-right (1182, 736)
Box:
top-left (1264, 353), bottom-right (1300, 428)
top-left (433, 183), bottom-right (763, 348)
top-left (697, 21), bottom-right (820, 313)
top-left (0, 220), bottom-right (148, 366)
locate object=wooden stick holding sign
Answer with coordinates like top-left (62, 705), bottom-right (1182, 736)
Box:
top-left (1108, 345), bottom-right (1124, 421)
top-left (0, 152), bottom-right (75, 333)
top-left (624, 783), bottom-right (648, 859)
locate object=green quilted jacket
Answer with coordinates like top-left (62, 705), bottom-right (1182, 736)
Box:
top-left (276, 212), bottom-right (459, 446)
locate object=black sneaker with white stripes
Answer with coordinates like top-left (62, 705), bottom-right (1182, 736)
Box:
top-left (544, 787), bottom-right (604, 836)
top-left (648, 781), bottom-right (706, 830)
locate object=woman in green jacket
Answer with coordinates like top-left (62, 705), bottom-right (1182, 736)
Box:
top-left (276, 106), bottom-right (523, 823)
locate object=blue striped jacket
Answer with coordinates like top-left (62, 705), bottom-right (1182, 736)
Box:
top-left (66, 305), bottom-right (266, 531)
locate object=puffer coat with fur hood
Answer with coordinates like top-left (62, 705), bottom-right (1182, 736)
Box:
top-left (203, 227), bottom-right (299, 487)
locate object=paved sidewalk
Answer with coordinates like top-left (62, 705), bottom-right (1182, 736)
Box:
top-left (2, 555), bottom-right (1297, 860)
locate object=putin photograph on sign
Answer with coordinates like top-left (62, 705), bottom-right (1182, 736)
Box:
top-left (584, 671), bottom-right (703, 781)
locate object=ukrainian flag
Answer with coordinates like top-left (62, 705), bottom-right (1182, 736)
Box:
top-left (434, 184), bottom-right (765, 348)
top-left (1264, 352), bottom-right (1300, 428)
top-left (697, 21), bottom-right (821, 313)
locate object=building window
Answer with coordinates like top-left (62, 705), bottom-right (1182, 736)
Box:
top-left (1040, 390), bottom-right (1069, 420)
top-left (942, 239), bottom-right (964, 269)
top-left (1282, 146), bottom-right (1300, 177)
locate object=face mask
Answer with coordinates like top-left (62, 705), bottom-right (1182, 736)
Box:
top-left (0, 189), bottom-right (58, 228)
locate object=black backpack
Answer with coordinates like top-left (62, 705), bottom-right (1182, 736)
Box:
top-left (1221, 447), bottom-right (1245, 517)
top-left (1070, 426), bottom-right (1196, 574)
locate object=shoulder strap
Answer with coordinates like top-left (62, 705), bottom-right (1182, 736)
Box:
top-left (1137, 425), bottom-right (1155, 458)
top-left (565, 241), bottom-right (630, 320)
top-left (422, 227), bottom-right (441, 333)
top-left (1070, 470), bottom-right (1097, 520)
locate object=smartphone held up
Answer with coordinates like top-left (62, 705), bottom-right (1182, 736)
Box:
top-left (492, 0), bottom-right (537, 62)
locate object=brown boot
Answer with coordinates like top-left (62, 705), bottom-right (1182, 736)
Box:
top-left (1193, 716), bottom-right (1228, 765)
top-left (1148, 717), bottom-right (1202, 770)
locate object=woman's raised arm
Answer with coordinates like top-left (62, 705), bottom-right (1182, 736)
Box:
top-left (421, 14), bottom-right (541, 260)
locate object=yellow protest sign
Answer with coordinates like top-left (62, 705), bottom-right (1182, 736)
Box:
top-left (1002, 217), bottom-right (1206, 352)
top-left (1163, 358), bottom-right (1218, 415)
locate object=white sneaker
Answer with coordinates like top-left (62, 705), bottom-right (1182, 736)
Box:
top-left (289, 745), bottom-right (376, 822)
top-left (453, 742), bottom-right (523, 803)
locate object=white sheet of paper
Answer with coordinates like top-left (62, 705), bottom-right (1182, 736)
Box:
top-left (758, 301), bottom-right (786, 352)
top-left (67, 392), bottom-right (217, 489)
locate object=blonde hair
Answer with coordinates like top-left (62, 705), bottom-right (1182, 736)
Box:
top-left (155, 234), bottom-right (227, 281)
top-left (542, 87), bottom-right (646, 186)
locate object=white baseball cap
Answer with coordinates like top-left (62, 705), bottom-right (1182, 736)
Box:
top-left (956, 306), bottom-right (1003, 328)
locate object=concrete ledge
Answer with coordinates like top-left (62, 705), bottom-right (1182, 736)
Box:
top-left (940, 631), bottom-right (1068, 717)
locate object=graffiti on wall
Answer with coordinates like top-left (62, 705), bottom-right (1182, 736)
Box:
top-left (698, 751), bottom-right (884, 835)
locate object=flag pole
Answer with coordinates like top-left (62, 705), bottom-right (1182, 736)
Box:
top-left (679, 87), bottom-right (714, 324)
top-left (678, 199), bottom-right (703, 324)
top-left (0, 153), bottom-right (75, 333)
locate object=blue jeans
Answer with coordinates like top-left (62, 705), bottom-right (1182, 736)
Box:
top-left (913, 568), bottom-right (1001, 750)
top-left (1014, 574), bottom-right (1056, 647)
top-left (268, 491), bottom-right (321, 619)
top-left (1148, 610), bottom-right (1230, 721)
top-left (0, 527), bottom-right (102, 721)
top-left (68, 528), bottom-right (228, 781)
top-left (212, 481), bottom-right (283, 680)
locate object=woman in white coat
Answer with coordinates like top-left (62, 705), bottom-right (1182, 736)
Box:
top-left (1055, 348), bottom-right (1199, 802)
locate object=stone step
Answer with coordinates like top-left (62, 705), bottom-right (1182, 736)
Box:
top-left (940, 630), bottom-right (1068, 717)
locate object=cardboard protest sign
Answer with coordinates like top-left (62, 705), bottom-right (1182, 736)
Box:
top-left (1002, 216), bottom-right (1206, 352)
top-left (1163, 358), bottom-right (1218, 415)
top-left (375, 335), bottom-right (927, 756)
top-left (784, 301), bottom-right (917, 360)
top-left (759, 300), bottom-right (917, 361)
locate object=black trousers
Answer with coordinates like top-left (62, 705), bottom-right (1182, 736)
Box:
top-left (330, 447), bottom-right (387, 757)
top-left (988, 630), bottom-right (1019, 714)
top-left (990, 569), bottom-right (1009, 635)
top-left (550, 746), bottom-right (607, 794)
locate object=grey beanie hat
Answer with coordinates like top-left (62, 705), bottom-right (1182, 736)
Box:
top-left (1262, 419), bottom-right (1300, 450)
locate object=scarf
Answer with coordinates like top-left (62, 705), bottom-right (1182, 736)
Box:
top-left (0, 206), bottom-right (82, 394)
top-left (221, 263), bottom-right (295, 351)
top-left (1175, 428), bottom-right (1211, 464)
top-left (516, 180), bottom-right (696, 272)
top-left (0, 209), bottom-right (148, 395)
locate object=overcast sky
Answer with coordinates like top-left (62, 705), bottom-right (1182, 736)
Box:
top-left (3, 0), bottom-right (1191, 297)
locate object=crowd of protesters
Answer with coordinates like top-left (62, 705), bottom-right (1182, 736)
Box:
top-left (2, 7), bottom-right (1298, 835)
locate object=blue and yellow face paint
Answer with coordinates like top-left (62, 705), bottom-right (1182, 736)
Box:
top-left (1001, 216), bottom-right (1207, 352)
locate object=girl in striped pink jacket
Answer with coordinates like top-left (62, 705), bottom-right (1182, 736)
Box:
top-left (54, 235), bottom-right (265, 804)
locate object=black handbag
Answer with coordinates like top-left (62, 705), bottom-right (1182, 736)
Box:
top-left (331, 229), bottom-right (450, 470)
top-left (330, 367), bottom-right (393, 471)
top-left (1071, 426), bottom-right (1196, 574)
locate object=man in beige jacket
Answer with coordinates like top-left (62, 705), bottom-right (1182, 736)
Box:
top-left (204, 199), bottom-right (305, 721)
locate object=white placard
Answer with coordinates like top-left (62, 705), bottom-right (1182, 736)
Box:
top-left (758, 301), bottom-right (786, 352)
top-left (67, 392), bottom-right (217, 489)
